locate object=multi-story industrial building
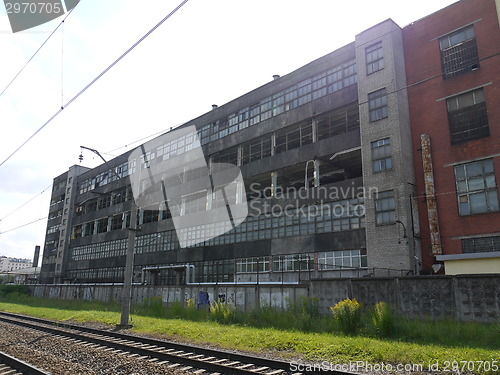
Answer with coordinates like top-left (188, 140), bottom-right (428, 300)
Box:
top-left (40, 0), bottom-right (499, 284)
top-left (404, 0), bottom-right (500, 274)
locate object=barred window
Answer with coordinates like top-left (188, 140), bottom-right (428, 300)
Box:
top-left (439, 25), bottom-right (479, 79)
top-left (454, 159), bottom-right (499, 216)
top-left (371, 138), bottom-right (391, 172)
top-left (366, 42), bottom-right (384, 74)
top-left (447, 88), bottom-right (489, 144)
top-left (462, 236), bottom-right (500, 253)
top-left (368, 88), bottom-right (388, 122)
top-left (375, 190), bottom-right (395, 225)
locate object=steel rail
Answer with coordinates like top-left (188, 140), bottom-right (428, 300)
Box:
top-left (0, 349), bottom-right (50, 375)
top-left (0, 311), bottom-right (358, 375)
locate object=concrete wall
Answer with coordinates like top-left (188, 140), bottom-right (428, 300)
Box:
top-left (30, 274), bottom-right (500, 323)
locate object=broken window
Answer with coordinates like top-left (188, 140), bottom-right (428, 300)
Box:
top-left (110, 214), bottom-right (124, 230)
top-left (241, 137), bottom-right (272, 165)
top-left (317, 104), bottom-right (359, 140)
top-left (440, 25), bottom-right (479, 79)
top-left (275, 121), bottom-right (313, 154)
top-left (96, 218), bottom-right (108, 233)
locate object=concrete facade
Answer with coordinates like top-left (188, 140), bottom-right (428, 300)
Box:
top-left (41, 33), bottom-right (412, 285)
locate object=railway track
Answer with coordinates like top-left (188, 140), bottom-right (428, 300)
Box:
top-left (0, 311), bottom-right (356, 375)
top-left (0, 349), bottom-right (50, 375)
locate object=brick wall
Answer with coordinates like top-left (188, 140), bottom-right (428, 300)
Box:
top-left (403, 0), bottom-right (500, 269)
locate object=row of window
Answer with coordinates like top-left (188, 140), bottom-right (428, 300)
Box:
top-left (75, 186), bottom-right (132, 218)
top-left (75, 199), bottom-right (366, 258)
top-left (69, 239), bottom-right (128, 261)
top-left (76, 59), bottom-right (358, 197)
top-left (210, 105), bottom-right (360, 169)
top-left (136, 199), bottom-right (365, 250)
top-left (462, 235), bottom-right (500, 253)
top-left (198, 59), bottom-right (357, 146)
top-left (67, 250), bottom-right (367, 283)
top-left (236, 250), bottom-right (367, 273)
top-left (78, 161), bottom-right (136, 195)
top-left (66, 267), bottom-right (124, 282)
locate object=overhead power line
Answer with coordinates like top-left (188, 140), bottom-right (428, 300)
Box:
top-left (0, 2), bottom-right (81, 98)
top-left (0, 217), bottom-right (47, 234)
top-left (0, 0), bottom-right (190, 168)
top-left (0, 184), bottom-right (53, 222)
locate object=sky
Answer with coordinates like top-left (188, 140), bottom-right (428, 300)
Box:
top-left (0, 0), bottom-right (459, 261)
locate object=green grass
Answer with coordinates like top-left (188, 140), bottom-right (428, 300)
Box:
top-left (0, 295), bottom-right (498, 374)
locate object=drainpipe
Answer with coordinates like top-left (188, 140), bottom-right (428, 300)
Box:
top-left (420, 134), bottom-right (442, 255)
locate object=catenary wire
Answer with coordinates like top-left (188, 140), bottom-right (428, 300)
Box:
top-left (0, 217), bottom-right (47, 234)
top-left (0, 184), bottom-right (53, 222)
top-left (0, 2), bottom-right (81, 99)
top-left (0, 124), bottom-right (181, 226)
top-left (0, 0), bottom-right (190, 168)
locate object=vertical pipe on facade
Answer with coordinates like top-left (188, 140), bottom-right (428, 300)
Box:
top-left (420, 134), bottom-right (443, 255)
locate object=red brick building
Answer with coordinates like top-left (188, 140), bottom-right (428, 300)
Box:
top-left (403, 0), bottom-right (500, 274)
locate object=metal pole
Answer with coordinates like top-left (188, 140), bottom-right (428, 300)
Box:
top-left (117, 202), bottom-right (138, 329)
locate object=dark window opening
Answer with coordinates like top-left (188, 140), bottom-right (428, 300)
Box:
top-left (440, 25), bottom-right (479, 79)
top-left (447, 88), bottom-right (489, 144)
top-left (462, 236), bottom-right (500, 253)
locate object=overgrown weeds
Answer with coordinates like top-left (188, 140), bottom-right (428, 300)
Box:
top-left (1, 294), bottom-right (498, 352)
top-left (330, 298), bottom-right (362, 335)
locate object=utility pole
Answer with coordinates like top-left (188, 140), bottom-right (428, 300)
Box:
top-left (117, 203), bottom-right (138, 329)
top-left (80, 146), bottom-right (137, 329)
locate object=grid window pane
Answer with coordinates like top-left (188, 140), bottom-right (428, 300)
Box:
top-left (455, 158), bottom-right (498, 216)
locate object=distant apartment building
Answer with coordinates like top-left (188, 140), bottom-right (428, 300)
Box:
top-left (39, 0), bottom-right (499, 284)
top-left (0, 256), bottom-right (32, 272)
top-left (403, 0), bottom-right (500, 274)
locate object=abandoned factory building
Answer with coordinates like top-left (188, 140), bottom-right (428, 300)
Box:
top-left (40, 0), bottom-right (500, 284)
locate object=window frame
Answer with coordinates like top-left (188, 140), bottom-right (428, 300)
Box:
top-left (454, 158), bottom-right (499, 216)
top-left (374, 190), bottom-right (396, 226)
top-left (366, 41), bottom-right (384, 74)
top-left (371, 138), bottom-right (392, 173)
top-left (446, 88), bottom-right (489, 145)
top-left (368, 88), bottom-right (388, 122)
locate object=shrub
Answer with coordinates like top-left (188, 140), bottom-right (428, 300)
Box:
top-left (0, 285), bottom-right (31, 298)
top-left (330, 298), bottom-right (362, 335)
top-left (209, 301), bottom-right (235, 324)
top-left (371, 301), bottom-right (395, 337)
